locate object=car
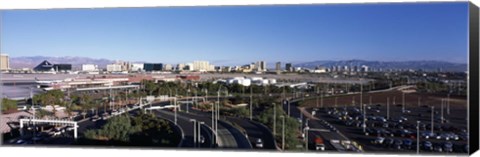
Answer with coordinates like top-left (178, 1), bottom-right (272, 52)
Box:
top-left (383, 138), bottom-right (395, 147)
top-left (423, 141), bottom-right (433, 151)
top-left (314, 137), bottom-right (326, 151)
top-left (402, 139), bottom-right (413, 149)
top-left (393, 139), bottom-right (403, 150)
top-left (199, 136), bottom-right (205, 144)
top-left (15, 139), bottom-right (26, 144)
top-left (443, 142), bottom-right (453, 153)
top-left (255, 138), bottom-right (263, 148)
top-left (372, 137), bottom-right (385, 145)
top-left (91, 115), bottom-right (100, 122)
top-left (66, 126), bottom-right (75, 131)
top-left (421, 131), bottom-right (436, 139)
top-left (433, 144), bottom-right (443, 152)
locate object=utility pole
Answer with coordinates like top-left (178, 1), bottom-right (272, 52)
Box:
top-left (316, 86), bottom-right (319, 108)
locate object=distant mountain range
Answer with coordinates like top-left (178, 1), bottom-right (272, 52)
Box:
top-left (10, 56), bottom-right (114, 69)
top-left (295, 59), bottom-right (467, 72)
top-left (10, 56), bottom-right (467, 72)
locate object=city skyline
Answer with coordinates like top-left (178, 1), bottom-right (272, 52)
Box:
top-left (1, 2), bottom-right (469, 65)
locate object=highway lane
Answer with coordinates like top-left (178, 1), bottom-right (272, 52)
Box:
top-left (153, 110), bottom-right (213, 148)
top-left (226, 117), bottom-right (277, 150)
top-left (173, 111), bottom-right (252, 149)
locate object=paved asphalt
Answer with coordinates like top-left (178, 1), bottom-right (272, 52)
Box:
top-left (283, 98), bottom-right (349, 151)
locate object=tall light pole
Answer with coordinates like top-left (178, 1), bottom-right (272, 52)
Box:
top-left (250, 86), bottom-right (253, 120)
top-left (281, 115), bottom-right (285, 151)
top-left (431, 106), bottom-right (434, 134)
top-left (174, 97), bottom-right (177, 125)
top-left (273, 103), bottom-right (276, 136)
top-left (417, 121), bottom-right (420, 154)
top-left (190, 119), bottom-right (197, 148)
top-left (305, 125), bottom-right (309, 151)
top-left (316, 86), bottom-right (319, 108)
top-left (321, 88), bottom-right (324, 108)
top-left (402, 92), bottom-right (405, 113)
top-left (387, 97), bottom-right (390, 120)
top-left (447, 93), bottom-right (450, 115)
top-left (360, 83), bottom-right (363, 113)
top-left (198, 121), bottom-right (204, 148)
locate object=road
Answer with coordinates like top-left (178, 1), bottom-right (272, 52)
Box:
top-left (152, 109), bottom-right (251, 149)
top-left (226, 117), bottom-right (277, 150)
top-left (282, 98), bottom-right (351, 151)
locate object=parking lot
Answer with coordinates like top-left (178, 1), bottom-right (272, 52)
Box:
top-left (306, 97), bottom-right (468, 155)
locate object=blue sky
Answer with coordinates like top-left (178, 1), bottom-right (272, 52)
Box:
top-left (0, 2), bottom-right (469, 65)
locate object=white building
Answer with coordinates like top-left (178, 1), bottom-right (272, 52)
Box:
top-left (164, 64), bottom-right (173, 71)
top-left (106, 64), bottom-right (123, 72)
top-left (131, 63), bottom-right (144, 72)
top-left (193, 61), bottom-right (215, 72)
top-left (81, 64), bottom-right (98, 71)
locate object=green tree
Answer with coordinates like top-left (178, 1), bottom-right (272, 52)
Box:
top-left (1, 98), bottom-right (17, 112)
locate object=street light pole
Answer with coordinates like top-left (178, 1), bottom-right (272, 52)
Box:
top-left (402, 92), bottom-right (405, 113)
top-left (190, 119), bottom-right (197, 148)
top-left (174, 97), bottom-right (177, 125)
top-left (431, 106), bottom-right (434, 134)
top-left (417, 121), bottom-right (420, 154)
top-left (387, 97), bottom-right (390, 120)
top-left (250, 86), bottom-right (253, 120)
top-left (281, 115), bottom-right (285, 151)
top-left (273, 103), bottom-right (276, 136)
top-left (199, 121), bottom-right (204, 148)
top-left (305, 125), bottom-right (309, 151)
top-left (441, 99), bottom-right (444, 124)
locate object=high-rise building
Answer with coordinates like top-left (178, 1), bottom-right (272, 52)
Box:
top-left (0, 54), bottom-right (9, 71)
top-left (285, 63), bottom-right (292, 72)
top-left (275, 62), bottom-right (281, 71)
top-left (131, 63), bottom-right (144, 72)
top-left (255, 61), bottom-right (266, 72)
top-left (143, 63), bottom-right (163, 72)
top-left (53, 64), bottom-right (72, 72)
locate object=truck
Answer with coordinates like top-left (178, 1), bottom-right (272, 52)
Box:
top-left (315, 137), bottom-right (326, 151)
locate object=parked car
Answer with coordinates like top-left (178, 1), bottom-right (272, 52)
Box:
top-left (402, 139), bottom-right (413, 149)
top-left (372, 137), bottom-right (385, 145)
top-left (443, 142), bottom-right (453, 153)
top-left (383, 138), bottom-right (395, 147)
top-left (255, 138), bottom-right (263, 148)
top-left (421, 131), bottom-right (436, 139)
top-left (423, 141), bottom-right (433, 151)
top-left (433, 144), bottom-right (443, 152)
top-left (393, 139), bottom-right (403, 150)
